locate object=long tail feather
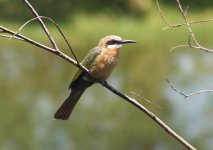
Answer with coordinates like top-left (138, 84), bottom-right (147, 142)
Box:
top-left (54, 88), bottom-right (86, 120)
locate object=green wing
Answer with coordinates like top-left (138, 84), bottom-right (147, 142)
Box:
top-left (69, 47), bottom-right (101, 88)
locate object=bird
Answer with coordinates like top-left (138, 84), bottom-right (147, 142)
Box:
top-left (54, 35), bottom-right (137, 120)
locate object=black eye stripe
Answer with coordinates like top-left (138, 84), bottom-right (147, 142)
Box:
top-left (107, 40), bottom-right (121, 45)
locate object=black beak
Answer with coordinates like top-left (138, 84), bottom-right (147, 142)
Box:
top-left (121, 40), bottom-right (137, 44)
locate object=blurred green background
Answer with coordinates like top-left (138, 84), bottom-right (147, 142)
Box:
top-left (0, 0), bottom-right (213, 150)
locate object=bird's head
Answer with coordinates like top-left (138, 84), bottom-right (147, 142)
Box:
top-left (98, 35), bottom-right (137, 50)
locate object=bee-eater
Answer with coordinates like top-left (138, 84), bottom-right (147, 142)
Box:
top-left (54, 35), bottom-right (137, 120)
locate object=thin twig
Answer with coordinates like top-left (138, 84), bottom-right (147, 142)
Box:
top-left (184, 5), bottom-right (190, 17)
top-left (130, 92), bottom-right (162, 109)
top-left (156, 0), bottom-right (213, 30)
top-left (10, 16), bottom-right (79, 63)
top-left (45, 17), bottom-right (79, 63)
top-left (175, 0), bottom-right (213, 53)
top-left (162, 19), bottom-right (213, 30)
top-left (0, 34), bottom-right (23, 40)
top-left (22, 0), bottom-right (58, 50)
top-left (166, 79), bottom-right (213, 98)
top-left (156, 0), bottom-right (172, 28)
top-left (176, 0), bottom-right (198, 46)
top-left (169, 44), bottom-right (189, 52)
top-left (0, 25), bottom-right (84, 70)
top-left (157, 0), bottom-right (213, 53)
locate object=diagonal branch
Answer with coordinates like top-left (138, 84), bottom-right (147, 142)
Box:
top-left (0, 25), bottom-right (84, 71)
top-left (175, 0), bottom-right (198, 46)
top-left (22, 0), bottom-right (59, 51)
top-left (166, 79), bottom-right (213, 98)
top-left (10, 16), bottom-right (79, 63)
top-left (100, 81), bottom-right (196, 150)
top-left (175, 0), bottom-right (213, 53)
top-left (157, 0), bottom-right (213, 53)
top-left (156, 0), bottom-right (213, 30)
top-left (156, 0), bottom-right (173, 28)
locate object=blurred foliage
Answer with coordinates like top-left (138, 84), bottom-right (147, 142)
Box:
top-left (0, 0), bottom-right (212, 21)
top-left (160, 0), bottom-right (213, 9)
top-left (0, 0), bottom-right (213, 150)
top-left (0, 0), bottom-right (153, 21)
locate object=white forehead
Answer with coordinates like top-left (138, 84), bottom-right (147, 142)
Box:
top-left (107, 35), bottom-right (122, 41)
top-left (99, 35), bottom-right (123, 48)
top-left (106, 35), bottom-right (122, 49)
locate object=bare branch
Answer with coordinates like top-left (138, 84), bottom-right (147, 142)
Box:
top-left (10, 16), bottom-right (79, 63)
top-left (162, 19), bottom-right (213, 30)
top-left (166, 79), bottom-right (213, 98)
top-left (9, 18), bottom-right (36, 40)
top-left (184, 5), bottom-right (190, 17)
top-left (130, 92), bottom-right (162, 109)
top-left (0, 34), bottom-right (23, 40)
top-left (157, 0), bottom-right (213, 52)
top-left (44, 17), bottom-right (79, 63)
top-left (0, 25), bottom-right (86, 72)
top-left (175, 0), bottom-right (213, 52)
top-left (176, 0), bottom-right (198, 45)
top-left (99, 81), bottom-right (196, 150)
top-left (156, 0), bottom-right (172, 28)
top-left (22, 0), bottom-right (58, 50)
top-left (169, 44), bottom-right (189, 52)
top-left (156, 0), bottom-right (213, 30)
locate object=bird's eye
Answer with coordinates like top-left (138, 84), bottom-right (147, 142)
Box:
top-left (107, 40), bottom-right (120, 45)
